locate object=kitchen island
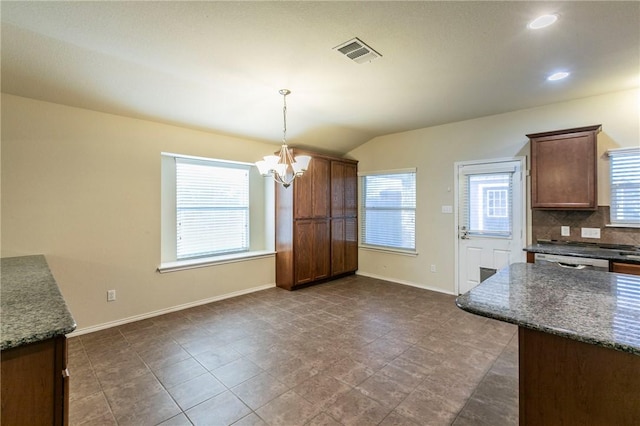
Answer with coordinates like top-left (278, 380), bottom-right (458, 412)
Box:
top-left (456, 262), bottom-right (640, 425)
top-left (1, 255), bottom-right (76, 425)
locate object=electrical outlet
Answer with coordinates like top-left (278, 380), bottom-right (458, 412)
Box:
top-left (561, 226), bottom-right (570, 236)
top-left (107, 289), bottom-right (116, 302)
top-left (430, 264), bottom-right (437, 273)
top-left (581, 228), bottom-right (601, 239)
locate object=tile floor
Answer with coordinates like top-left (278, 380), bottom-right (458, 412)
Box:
top-left (69, 275), bottom-right (519, 426)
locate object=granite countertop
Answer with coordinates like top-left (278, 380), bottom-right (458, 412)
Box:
top-left (456, 262), bottom-right (640, 356)
top-left (1, 255), bottom-right (76, 350)
top-left (524, 243), bottom-right (640, 264)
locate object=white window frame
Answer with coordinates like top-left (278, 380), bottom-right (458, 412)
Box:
top-left (486, 188), bottom-right (509, 218)
top-left (359, 168), bottom-right (417, 255)
top-left (608, 147), bottom-right (640, 228)
top-left (159, 153), bottom-right (275, 273)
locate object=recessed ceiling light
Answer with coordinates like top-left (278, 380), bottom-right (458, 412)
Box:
top-left (528, 14), bottom-right (558, 29)
top-left (547, 71), bottom-right (570, 81)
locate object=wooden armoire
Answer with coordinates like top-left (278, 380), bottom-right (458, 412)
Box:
top-left (275, 150), bottom-right (358, 290)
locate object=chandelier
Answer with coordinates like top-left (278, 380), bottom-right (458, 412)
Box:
top-left (255, 89), bottom-right (311, 188)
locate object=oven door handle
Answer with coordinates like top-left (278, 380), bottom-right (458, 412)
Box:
top-left (557, 262), bottom-right (587, 270)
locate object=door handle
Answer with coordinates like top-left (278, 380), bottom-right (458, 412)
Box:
top-left (460, 227), bottom-right (470, 239)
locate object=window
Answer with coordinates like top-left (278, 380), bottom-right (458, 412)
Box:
top-left (176, 157), bottom-right (249, 259)
top-left (360, 170), bottom-right (416, 252)
top-left (160, 153), bottom-right (274, 272)
top-left (464, 172), bottom-right (513, 237)
top-left (609, 147), bottom-right (640, 227)
top-left (487, 189), bottom-right (509, 218)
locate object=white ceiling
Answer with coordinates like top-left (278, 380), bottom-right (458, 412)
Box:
top-left (2, 1), bottom-right (639, 155)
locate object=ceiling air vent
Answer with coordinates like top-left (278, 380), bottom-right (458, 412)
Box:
top-left (333, 37), bottom-right (381, 64)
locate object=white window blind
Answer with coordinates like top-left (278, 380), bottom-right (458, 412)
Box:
top-left (361, 171), bottom-right (416, 251)
top-left (463, 172), bottom-right (513, 237)
top-left (176, 157), bottom-right (250, 260)
top-left (609, 148), bottom-right (640, 226)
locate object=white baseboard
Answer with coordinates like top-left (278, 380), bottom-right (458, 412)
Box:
top-left (355, 271), bottom-right (456, 295)
top-left (69, 283), bottom-right (276, 337)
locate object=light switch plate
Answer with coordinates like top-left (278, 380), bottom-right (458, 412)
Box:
top-left (441, 205), bottom-right (453, 214)
top-left (581, 227), bottom-right (601, 239)
top-left (561, 226), bottom-right (570, 236)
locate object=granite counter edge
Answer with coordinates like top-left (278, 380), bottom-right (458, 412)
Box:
top-left (455, 298), bottom-right (640, 357)
top-left (1, 322), bottom-right (77, 351)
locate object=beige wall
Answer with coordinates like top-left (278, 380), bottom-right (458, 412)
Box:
top-left (348, 89), bottom-right (640, 294)
top-left (1, 94), bottom-right (277, 331)
top-left (3, 89), bottom-right (638, 330)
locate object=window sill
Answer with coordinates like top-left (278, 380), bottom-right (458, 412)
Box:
top-left (158, 250), bottom-right (275, 273)
top-left (359, 245), bottom-right (418, 256)
top-left (606, 223), bottom-right (640, 229)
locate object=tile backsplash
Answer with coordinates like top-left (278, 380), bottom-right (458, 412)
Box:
top-left (532, 206), bottom-right (640, 247)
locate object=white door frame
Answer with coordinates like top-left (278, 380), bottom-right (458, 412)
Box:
top-left (454, 156), bottom-right (527, 295)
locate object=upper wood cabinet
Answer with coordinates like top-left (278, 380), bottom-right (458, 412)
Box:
top-left (331, 161), bottom-right (358, 218)
top-left (294, 156), bottom-right (330, 219)
top-left (276, 150), bottom-right (358, 290)
top-left (528, 125), bottom-right (601, 210)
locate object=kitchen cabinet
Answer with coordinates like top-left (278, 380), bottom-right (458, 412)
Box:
top-left (2, 336), bottom-right (68, 426)
top-left (275, 150), bottom-right (358, 290)
top-left (457, 263), bottom-right (640, 426)
top-left (1, 255), bottom-right (75, 426)
top-left (528, 125), bottom-right (601, 210)
top-left (611, 262), bottom-right (640, 275)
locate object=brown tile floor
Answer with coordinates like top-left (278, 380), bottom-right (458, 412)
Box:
top-left (69, 275), bottom-right (518, 426)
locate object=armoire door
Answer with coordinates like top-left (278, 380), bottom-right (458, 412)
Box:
top-left (295, 219), bottom-right (330, 285)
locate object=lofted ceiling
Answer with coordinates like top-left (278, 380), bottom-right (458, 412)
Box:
top-left (1, 1), bottom-right (638, 155)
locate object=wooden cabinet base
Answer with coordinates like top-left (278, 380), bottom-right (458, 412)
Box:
top-left (519, 327), bottom-right (640, 425)
top-left (1, 336), bottom-right (68, 425)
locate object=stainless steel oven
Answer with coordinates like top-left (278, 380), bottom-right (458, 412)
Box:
top-left (534, 253), bottom-right (609, 272)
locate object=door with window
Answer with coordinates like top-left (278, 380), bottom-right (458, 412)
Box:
top-left (456, 159), bottom-right (525, 294)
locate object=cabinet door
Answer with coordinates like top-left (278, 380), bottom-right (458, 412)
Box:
top-left (345, 217), bottom-right (358, 272)
top-left (331, 161), bottom-right (357, 218)
top-left (313, 219), bottom-right (331, 280)
top-left (331, 218), bottom-right (346, 275)
top-left (294, 164), bottom-right (313, 219)
top-left (344, 163), bottom-right (358, 218)
top-left (530, 127), bottom-right (599, 210)
top-left (294, 157), bottom-right (330, 219)
top-left (331, 162), bottom-right (345, 218)
top-left (312, 158), bottom-right (330, 218)
top-left (331, 217), bottom-right (358, 276)
top-left (1, 337), bottom-right (67, 426)
top-left (294, 219), bottom-right (330, 285)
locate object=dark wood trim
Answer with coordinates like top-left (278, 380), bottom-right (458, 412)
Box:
top-left (526, 124), bottom-right (601, 139)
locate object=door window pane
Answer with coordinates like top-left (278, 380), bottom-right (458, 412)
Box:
top-left (465, 173), bottom-right (512, 237)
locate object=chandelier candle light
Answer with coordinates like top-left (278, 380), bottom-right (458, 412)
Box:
top-left (256, 89), bottom-right (311, 188)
